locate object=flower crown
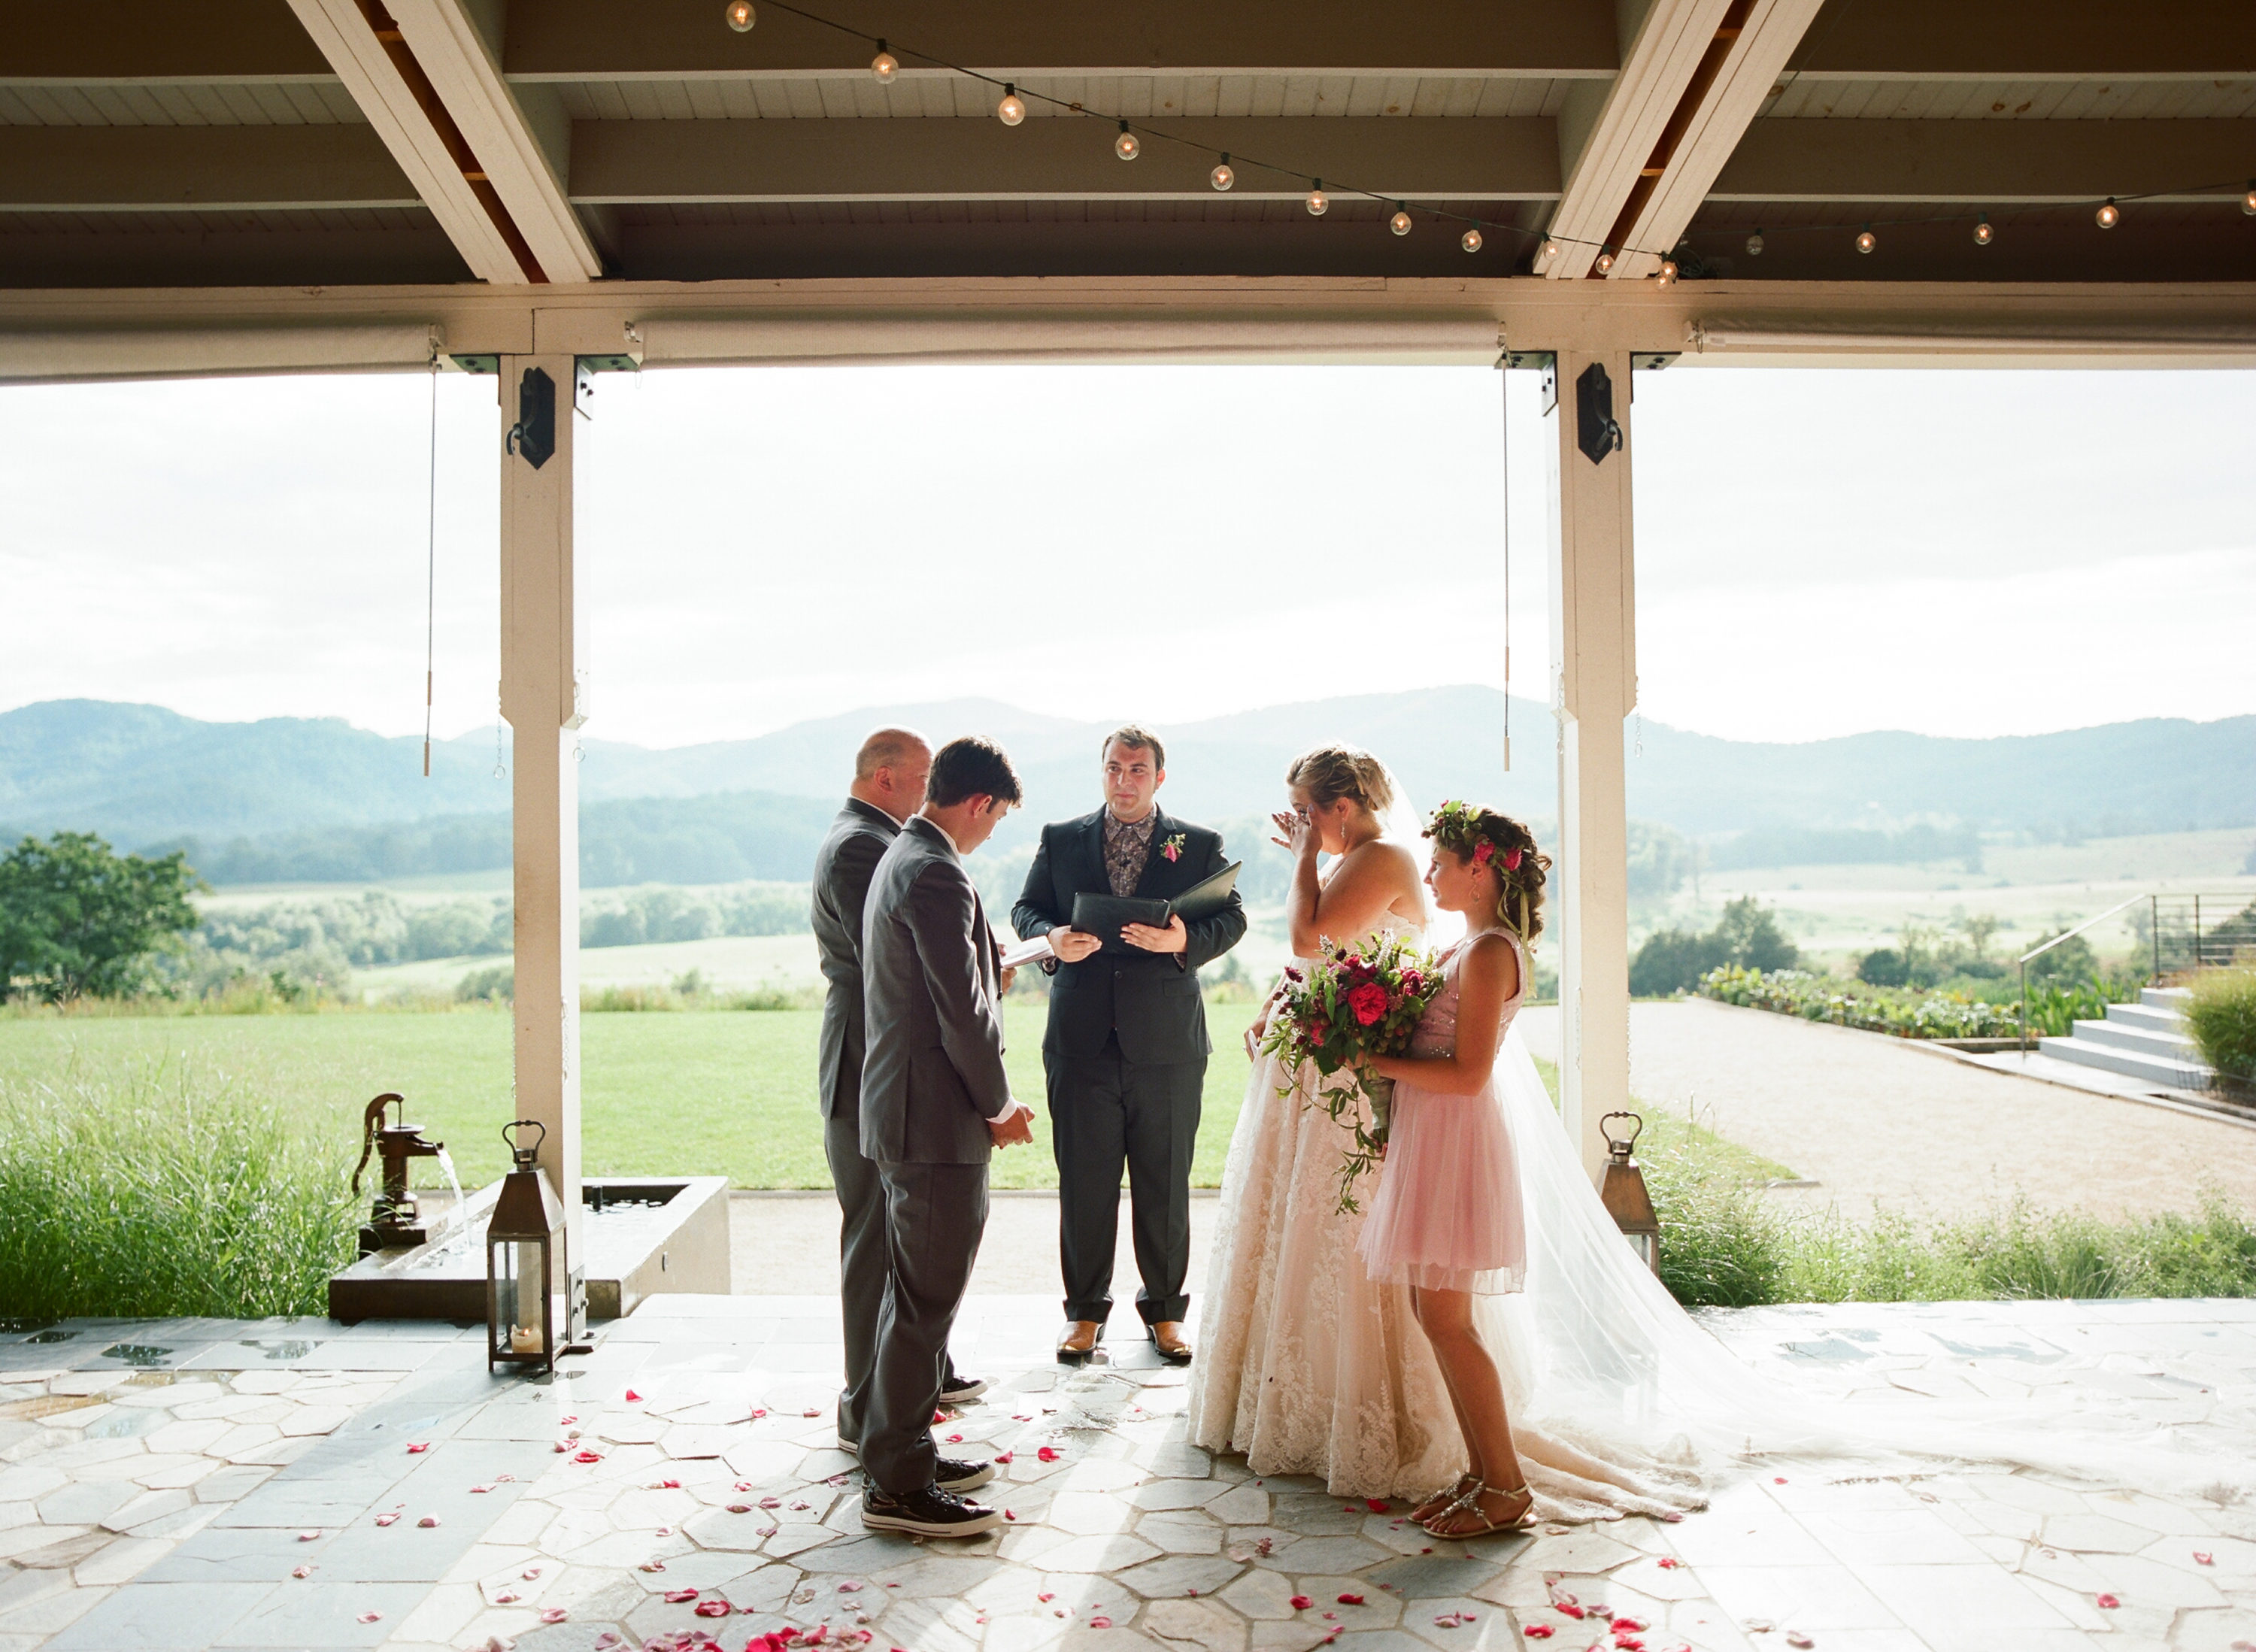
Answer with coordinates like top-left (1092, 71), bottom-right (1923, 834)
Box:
top-left (1424, 799), bottom-right (1524, 874)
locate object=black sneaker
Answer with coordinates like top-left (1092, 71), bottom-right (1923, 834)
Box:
top-left (938, 1372), bottom-right (990, 1405)
top-left (861, 1482), bottom-right (1002, 1537)
top-left (935, 1455), bottom-right (995, 1493)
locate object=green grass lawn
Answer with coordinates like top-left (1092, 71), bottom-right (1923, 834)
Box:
top-left (0, 1001), bottom-right (1260, 1193)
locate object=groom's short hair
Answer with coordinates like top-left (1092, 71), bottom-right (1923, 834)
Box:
top-left (1102, 724), bottom-right (1166, 771)
top-left (928, 736), bottom-right (1023, 808)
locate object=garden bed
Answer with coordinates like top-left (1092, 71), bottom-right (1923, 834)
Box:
top-left (1697, 963), bottom-right (2024, 1040)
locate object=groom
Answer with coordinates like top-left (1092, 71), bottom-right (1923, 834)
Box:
top-left (1011, 725), bottom-right (1246, 1365)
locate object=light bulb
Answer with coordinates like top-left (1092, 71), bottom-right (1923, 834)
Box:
top-left (1114, 123), bottom-right (1138, 161)
top-left (2244, 181), bottom-right (2256, 216)
top-left (996, 85), bottom-right (1024, 126)
top-left (1745, 230), bottom-right (1764, 256)
top-left (1541, 238), bottom-right (1560, 262)
top-left (1657, 259), bottom-right (1678, 286)
top-left (1211, 157), bottom-right (1234, 191)
top-left (1594, 248), bottom-right (1615, 273)
top-left (1972, 216), bottom-right (1994, 246)
top-left (2095, 198), bottom-right (2119, 229)
top-left (1305, 181), bottom-right (1327, 216)
top-left (1461, 227), bottom-right (1482, 253)
top-left (869, 43), bottom-right (897, 83)
top-left (1855, 226), bottom-right (1876, 254)
top-left (1390, 206), bottom-right (1412, 236)
top-left (723, 0), bottom-right (754, 29)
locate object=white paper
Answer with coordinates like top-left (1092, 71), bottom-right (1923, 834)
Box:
top-left (998, 934), bottom-right (1054, 971)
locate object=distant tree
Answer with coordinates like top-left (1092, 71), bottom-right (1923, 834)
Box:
top-left (1713, 896), bottom-right (1800, 973)
top-left (1857, 948), bottom-right (1909, 987)
top-left (2024, 930), bottom-right (2097, 985)
top-left (0, 832), bottom-right (205, 1002)
top-left (1630, 896), bottom-right (1798, 996)
top-left (1956, 911), bottom-right (2003, 963)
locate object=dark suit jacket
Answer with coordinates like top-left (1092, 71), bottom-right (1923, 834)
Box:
top-left (860, 816), bottom-right (1014, 1165)
top-left (1011, 808), bottom-right (1247, 1064)
top-left (810, 797), bottom-right (900, 1122)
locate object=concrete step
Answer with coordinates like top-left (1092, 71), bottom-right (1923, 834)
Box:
top-left (2039, 1033), bottom-right (2213, 1089)
top-left (2142, 986), bottom-right (2194, 1011)
top-left (2070, 1017), bottom-right (2205, 1060)
top-left (2104, 1002), bottom-right (2185, 1035)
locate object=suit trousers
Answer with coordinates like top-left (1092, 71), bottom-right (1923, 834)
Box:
top-left (863, 1159), bottom-right (989, 1496)
top-left (824, 1111), bottom-right (962, 1446)
top-left (1045, 1036), bottom-right (1204, 1325)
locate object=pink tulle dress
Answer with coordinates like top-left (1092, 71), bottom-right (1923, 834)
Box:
top-left (1355, 932), bottom-right (1528, 1294)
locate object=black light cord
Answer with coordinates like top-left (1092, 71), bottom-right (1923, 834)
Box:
top-left (741, 0), bottom-right (2256, 268)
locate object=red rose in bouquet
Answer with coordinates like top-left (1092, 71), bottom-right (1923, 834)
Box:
top-left (1258, 931), bottom-right (1445, 1211)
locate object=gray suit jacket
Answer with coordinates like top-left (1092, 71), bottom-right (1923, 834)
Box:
top-left (860, 815), bottom-right (1014, 1165)
top-left (811, 796), bottom-right (900, 1121)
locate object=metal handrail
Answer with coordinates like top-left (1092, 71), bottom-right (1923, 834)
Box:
top-left (2017, 893), bottom-right (2148, 1055)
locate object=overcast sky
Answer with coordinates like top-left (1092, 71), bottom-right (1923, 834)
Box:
top-left (2, 363), bottom-right (2248, 748)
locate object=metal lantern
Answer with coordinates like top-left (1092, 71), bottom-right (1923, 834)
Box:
top-left (1599, 1111), bottom-right (1662, 1274)
top-left (487, 1120), bottom-right (566, 1373)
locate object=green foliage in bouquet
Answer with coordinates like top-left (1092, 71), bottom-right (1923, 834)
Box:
top-left (1260, 932), bottom-right (1445, 1214)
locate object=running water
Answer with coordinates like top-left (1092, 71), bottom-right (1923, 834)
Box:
top-left (435, 1147), bottom-right (465, 1211)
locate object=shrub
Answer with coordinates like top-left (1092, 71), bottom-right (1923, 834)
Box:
top-left (0, 1050), bottom-right (362, 1318)
top-left (1698, 964), bottom-right (2022, 1039)
top-left (1857, 948), bottom-right (1908, 987)
top-left (457, 962), bottom-right (514, 1003)
top-left (1630, 896), bottom-right (1798, 996)
top-left (0, 832), bottom-right (205, 1002)
top-left (2185, 967), bottom-right (2256, 1082)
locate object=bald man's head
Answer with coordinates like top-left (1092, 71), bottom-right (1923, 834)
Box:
top-left (851, 727), bottom-right (932, 824)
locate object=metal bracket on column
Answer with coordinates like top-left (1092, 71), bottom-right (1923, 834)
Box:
top-left (505, 366), bottom-right (556, 469)
top-left (1575, 362), bottom-right (1624, 465)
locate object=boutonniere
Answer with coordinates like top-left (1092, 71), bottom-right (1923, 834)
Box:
top-left (1160, 832), bottom-right (1187, 863)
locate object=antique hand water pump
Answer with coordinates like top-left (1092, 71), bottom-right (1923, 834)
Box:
top-left (351, 1093), bottom-right (444, 1254)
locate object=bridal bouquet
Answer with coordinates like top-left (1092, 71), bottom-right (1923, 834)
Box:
top-left (1260, 932), bottom-right (1444, 1213)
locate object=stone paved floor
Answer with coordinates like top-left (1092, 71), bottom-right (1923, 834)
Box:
top-left (2, 1298), bottom-right (2252, 1652)
top-left (1515, 1002), bottom-right (2256, 1223)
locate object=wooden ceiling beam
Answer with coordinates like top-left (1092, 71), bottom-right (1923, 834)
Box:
top-left (567, 116), bottom-right (1560, 204)
top-left (387, 0), bottom-right (605, 281)
top-left (0, 125), bottom-right (415, 211)
top-left (1712, 117), bottom-right (2256, 202)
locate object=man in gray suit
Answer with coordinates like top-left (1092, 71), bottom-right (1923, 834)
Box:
top-left (858, 735), bottom-right (1035, 1538)
top-left (810, 728), bottom-right (985, 1463)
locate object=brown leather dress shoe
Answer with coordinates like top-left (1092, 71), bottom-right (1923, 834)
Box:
top-left (1057, 1320), bottom-right (1103, 1363)
top-left (1148, 1321), bottom-right (1193, 1364)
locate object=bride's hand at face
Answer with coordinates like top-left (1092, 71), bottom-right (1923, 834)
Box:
top-left (1271, 807), bottom-right (1318, 859)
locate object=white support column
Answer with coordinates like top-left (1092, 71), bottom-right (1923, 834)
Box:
top-left (499, 353), bottom-right (585, 1308)
top-left (1546, 349), bottom-right (1637, 1183)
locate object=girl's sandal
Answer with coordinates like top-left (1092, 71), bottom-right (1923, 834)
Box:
top-left (1410, 1472), bottom-right (1478, 1525)
top-left (1422, 1481), bottom-right (1535, 1538)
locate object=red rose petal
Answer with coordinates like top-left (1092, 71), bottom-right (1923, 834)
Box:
top-left (1088, 1618), bottom-right (1112, 1629)
top-left (664, 1587), bottom-right (699, 1603)
top-left (1290, 1597), bottom-right (1313, 1611)
top-left (625, 1389), bottom-right (643, 1402)
top-left (1365, 1498), bottom-right (1390, 1513)
top-left (1614, 1620), bottom-right (1647, 1633)
top-left (406, 1442), bottom-right (429, 1453)
top-left (1005, 1510), bottom-right (1017, 1521)
top-left (2097, 1594), bottom-right (2121, 1609)
top-left (1037, 1447), bottom-right (1060, 1462)
top-left (574, 1450), bottom-right (602, 1463)
top-left (356, 1611), bottom-right (383, 1623)
top-left (994, 1451), bottom-right (1014, 1464)
top-left (946, 1434), bottom-right (963, 1444)
top-left (1557, 1605), bottom-right (1586, 1620)
top-left (1656, 1557), bottom-right (1682, 1569)
top-left (1338, 1594), bottom-right (1365, 1605)
top-left (695, 1600), bottom-right (732, 1617)
top-left (804, 1408), bottom-right (823, 1418)
top-left (659, 1478), bottom-right (680, 1489)
top-left (1524, 1630), bottom-right (1554, 1641)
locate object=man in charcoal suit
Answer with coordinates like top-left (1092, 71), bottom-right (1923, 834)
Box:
top-left (1011, 724), bottom-right (1246, 1365)
top-left (857, 735), bottom-right (1037, 1538)
top-left (810, 729), bottom-right (992, 1458)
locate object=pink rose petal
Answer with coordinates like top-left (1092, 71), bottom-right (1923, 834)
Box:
top-left (541, 1606), bottom-right (569, 1624)
top-left (1039, 1594), bottom-right (1056, 1603)
top-left (1656, 1557), bottom-right (1682, 1569)
top-left (2097, 1594), bottom-right (2121, 1609)
top-left (495, 1591), bottom-right (520, 1605)
top-left (1005, 1509), bottom-right (1016, 1521)
top-left (2195, 1550), bottom-right (2214, 1565)
top-left (374, 1513), bottom-right (398, 1526)
top-left (664, 1587), bottom-right (699, 1603)
top-left (946, 1434), bottom-right (963, 1444)
top-left (749, 1407), bottom-right (768, 1419)
top-left (417, 1514), bottom-right (439, 1528)
top-left (574, 1450), bottom-right (602, 1463)
top-left (356, 1611), bottom-right (383, 1623)
top-left (695, 1600), bottom-right (732, 1618)
top-left (470, 1484), bottom-right (490, 1494)
top-left (1088, 1617), bottom-right (1112, 1629)
top-left (639, 1561), bottom-right (667, 1572)
top-left (295, 1530), bottom-right (319, 1542)
top-left (625, 1389), bottom-right (643, 1402)
top-left (291, 1565), bottom-right (312, 1579)
top-left (839, 1583), bottom-right (863, 1593)
top-left (406, 1441), bottom-right (429, 1453)
top-left (1037, 1447), bottom-right (1060, 1463)
top-left (1524, 1630), bottom-right (1554, 1641)
top-left (729, 1504), bottom-right (752, 1514)
top-left (804, 1408), bottom-right (823, 1418)
top-left (994, 1451), bottom-right (1013, 1464)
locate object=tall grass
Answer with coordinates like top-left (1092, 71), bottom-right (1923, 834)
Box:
top-left (2184, 967), bottom-right (2256, 1083)
top-left (1648, 1147), bottom-right (2256, 1308)
top-left (0, 1050), bottom-right (362, 1320)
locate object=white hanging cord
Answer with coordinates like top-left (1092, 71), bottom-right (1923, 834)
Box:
top-left (1498, 350), bottom-right (1512, 773)
top-left (420, 354), bottom-right (438, 778)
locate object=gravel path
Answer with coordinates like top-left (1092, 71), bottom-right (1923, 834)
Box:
top-left (1515, 998), bottom-right (2256, 1223)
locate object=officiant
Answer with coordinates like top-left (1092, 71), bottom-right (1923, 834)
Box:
top-left (1011, 725), bottom-right (1246, 1365)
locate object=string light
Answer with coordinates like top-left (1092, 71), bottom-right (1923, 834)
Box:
top-left (1972, 213), bottom-right (1994, 245)
top-left (869, 41), bottom-right (896, 81)
top-left (1657, 259), bottom-right (1678, 285)
top-left (2244, 180), bottom-right (2256, 216)
top-left (1745, 229), bottom-right (1763, 256)
top-left (723, 0), bottom-right (754, 29)
top-left (1541, 238), bottom-right (1560, 262)
top-left (1390, 204), bottom-right (1412, 235)
top-left (1114, 122), bottom-right (1138, 161)
top-left (1856, 225), bottom-right (1877, 254)
top-left (996, 83), bottom-right (1024, 126)
top-left (1594, 247), bottom-right (1615, 273)
top-left (1211, 155), bottom-right (1234, 191)
top-left (1306, 180), bottom-right (1327, 216)
top-left (2095, 197), bottom-right (2120, 229)
top-left (1462, 228), bottom-right (1482, 253)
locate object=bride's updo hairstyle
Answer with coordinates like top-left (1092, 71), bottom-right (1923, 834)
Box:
top-left (1284, 745), bottom-right (1394, 816)
top-left (1424, 800), bottom-right (1551, 942)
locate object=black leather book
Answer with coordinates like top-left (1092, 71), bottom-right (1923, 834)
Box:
top-left (1071, 862), bottom-right (1241, 955)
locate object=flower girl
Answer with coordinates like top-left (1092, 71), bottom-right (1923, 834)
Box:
top-left (1359, 802), bottom-right (1550, 1537)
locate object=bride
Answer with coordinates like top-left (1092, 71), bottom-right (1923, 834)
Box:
top-left (1187, 744), bottom-right (1463, 1496)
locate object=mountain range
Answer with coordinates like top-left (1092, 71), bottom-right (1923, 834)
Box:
top-left (2, 693), bottom-right (2247, 884)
